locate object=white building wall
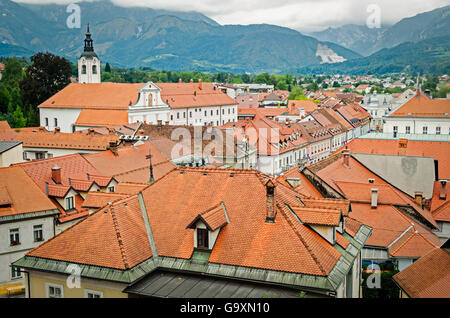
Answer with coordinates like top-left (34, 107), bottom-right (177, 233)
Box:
top-left (0, 144), bottom-right (24, 167)
top-left (23, 147), bottom-right (101, 161)
top-left (169, 105), bottom-right (238, 126)
top-left (0, 216), bottom-right (55, 286)
top-left (40, 108), bottom-right (82, 133)
top-left (384, 117), bottom-right (450, 135)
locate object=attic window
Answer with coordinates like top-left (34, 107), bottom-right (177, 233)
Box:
top-left (197, 229), bottom-right (209, 249)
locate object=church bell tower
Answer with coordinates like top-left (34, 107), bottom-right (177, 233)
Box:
top-left (78, 23), bottom-right (101, 84)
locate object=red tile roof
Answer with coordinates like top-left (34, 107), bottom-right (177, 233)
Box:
top-left (84, 142), bottom-right (176, 183)
top-left (29, 196), bottom-right (153, 270)
top-left (0, 167), bottom-right (57, 217)
top-left (39, 82), bottom-right (236, 111)
top-left (291, 206), bottom-right (341, 226)
top-left (82, 192), bottom-right (129, 209)
top-left (0, 129), bottom-right (119, 151)
top-left (393, 247), bottom-right (450, 298)
top-left (390, 92), bottom-right (450, 118)
top-left (75, 109), bottom-right (129, 127)
top-left (27, 168), bottom-right (362, 277)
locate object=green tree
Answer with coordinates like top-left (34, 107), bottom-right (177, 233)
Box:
top-left (105, 62), bottom-right (111, 73)
top-left (0, 84), bottom-right (11, 114)
top-left (1, 57), bottom-right (24, 87)
top-left (306, 82), bottom-right (319, 92)
top-left (287, 86), bottom-right (304, 100)
top-left (7, 87), bottom-right (21, 115)
top-left (20, 52), bottom-right (72, 120)
top-left (11, 105), bottom-right (27, 128)
top-left (276, 80), bottom-right (288, 91)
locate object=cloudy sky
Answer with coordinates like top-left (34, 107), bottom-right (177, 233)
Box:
top-left (15, 0), bottom-right (450, 32)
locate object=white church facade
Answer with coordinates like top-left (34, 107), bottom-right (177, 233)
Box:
top-left (38, 25), bottom-right (238, 132)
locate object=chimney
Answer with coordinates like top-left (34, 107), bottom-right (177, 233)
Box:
top-left (51, 166), bottom-right (62, 184)
top-left (440, 181), bottom-right (447, 200)
top-left (398, 138), bottom-right (408, 156)
top-left (198, 78), bottom-right (202, 90)
top-left (265, 180), bottom-right (276, 223)
top-left (342, 148), bottom-right (350, 166)
top-left (179, 78), bottom-right (182, 84)
top-left (190, 79), bottom-right (193, 84)
top-left (414, 191), bottom-right (424, 208)
top-left (371, 188), bottom-right (378, 209)
top-left (109, 141), bottom-right (119, 156)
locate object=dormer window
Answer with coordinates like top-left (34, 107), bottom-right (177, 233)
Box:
top-left (186, 203), bottom-right (229, 251)
top-left (66, 196), bottom-right (74, 210)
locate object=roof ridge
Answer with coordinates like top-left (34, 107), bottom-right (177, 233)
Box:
top-left (109, 204), bottom-right (129, 270)
top-left (279, 203), bottom-right (328, 276)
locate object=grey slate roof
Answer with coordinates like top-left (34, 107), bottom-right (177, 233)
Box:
top-left (0, 141), bottom-right (22, 154)
top-left (352, 153), bottom-right (435, 199)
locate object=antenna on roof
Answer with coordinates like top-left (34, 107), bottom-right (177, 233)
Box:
top-left (146, 147), bottom-right (154, 184)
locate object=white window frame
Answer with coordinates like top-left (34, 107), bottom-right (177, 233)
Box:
top-left (46, 283), bottom-right (64, 298)
top-left (10, 228), bottom-right (20, 245)
top-left (84, 289), bottom-right (104, 298)
top-left (66, 196), bottom-right (75, 210)
top-left (11, 266), bottom-right (22, 279)
top-left (33, 224), bottom-right (43, 242)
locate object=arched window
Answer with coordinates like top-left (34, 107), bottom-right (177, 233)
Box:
top-left (92, 65), bottom-right (97, 74)
top-left (82, 65), bottom-right (86, 74)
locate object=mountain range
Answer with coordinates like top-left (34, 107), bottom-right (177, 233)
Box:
top-left (310, 5), bottom-right (450, 56)
top-left (0, 0), bottom-right (449, 74)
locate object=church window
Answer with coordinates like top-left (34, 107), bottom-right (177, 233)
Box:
top-left (45, 118), bottom-right (49, 127)
top-left (92, 65), bottom-right (97, 74)
top-left (82, 65), bottom-right (86, 74)
top-left (54, 118), bottom-right (58, 127)
top-left (177, 112), bottom-right (180, 119)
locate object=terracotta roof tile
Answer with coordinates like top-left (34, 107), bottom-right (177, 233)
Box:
top-left (291, 206), bottom-right (341, 226)
top-left (0, 167), bottom-right (57, 217)
top-left (0, 129), bottom-right (119, 151)
top-left (336, 232), bottom-right (350, 249)
top-left (82, 192), bottom-right (129, 209)
top-left (393, 248), bottom-right (450, 298)
top-left (28, 196), bottom-right (152, 270)
top-left (75, 109), bottom-right (129, 127)
top-left (390, 92), bottom-right (450, 118)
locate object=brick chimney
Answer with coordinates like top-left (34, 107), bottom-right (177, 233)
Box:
top-left (371, 188), bottom-right (378, 209)
top-left (109, 141), bottom-right (119, 156)
top-left (179, 78), bottom-right (182, 84)
top-left (51, 166), bottom-right (62, 184)
top-left (265, 180), bottom-right (276, 223)
top-left (398, 138), bottom-right (408, 156)
top-left (190, 79), bottom-right (193, 84)
top-left (414, 191), bottom-right (424, 208)
top-left (198, 78), bottom-right (203, 90)
top-left (342, 148), bottom-right (350, 166)
top-left (440, 181), bottom-right (447, 200)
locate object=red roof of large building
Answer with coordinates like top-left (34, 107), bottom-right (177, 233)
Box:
top-left (389, 91), bottom-right (450, 118)
top-left (39, 82), bottom-right (237, 111)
